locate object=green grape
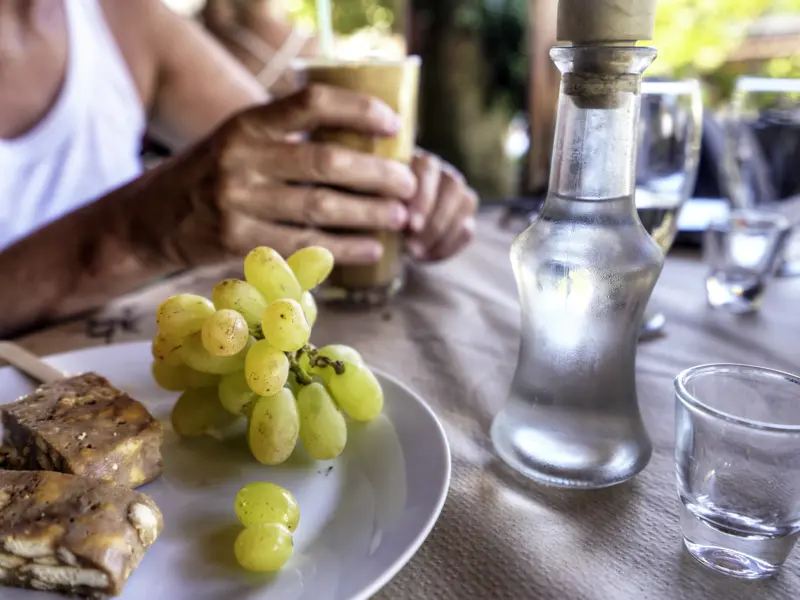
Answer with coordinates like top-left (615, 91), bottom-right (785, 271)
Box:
top-left (297, 383), bottom-right (347, 460)
top-left (181, 332), bottom-right (250, 375)
top-left (234, 524), bottom-right (293, 572)
top-left (248, 389), bottom-right (300, 466)
top-left (151, 333), bottom-right (184, 367)
top-left (152, 361), bottom-right (185, 392)
top-left (171, 387), bottom-right (237, 437)
top-left (235, 482), bottom-right (300, 531)
top-left (286, 246), bottom-right (334, 291)
top-left (151, 361), bottom-right (218, 391)
top-left (302, 345), bottom-right (363, 385)
top-left (318, 344), bottom-right (364, 366)
top-left (201, 309), bottom-right (249, 357)
top-left (211, 279), bottom-right (268, 329)
top-left (156, 294), bottom-right (215, 340)
top-left (299, 291), bottom-right (318, 327)
top-left (243, 247), bottom-right (302, 303)
top-left (295, 345), bottom-right (362, 380)
top-left (245, 340), bottom-right (289, 396)
top-left (218, 371), bottom-right (257, 415)
top-left (261, 299), bottom-right (310, 352)
top-left (183, 368), bottom-right (220, 389)
top-left (327, 361), bottom-right (384, 422)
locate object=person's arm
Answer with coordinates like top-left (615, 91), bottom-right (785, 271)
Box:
top-left (104, 0), bottom-right (269, 150)
top-left (0, 153), bottom-right (203, 339)
top-left (0, 88), bottom-right (416, 339)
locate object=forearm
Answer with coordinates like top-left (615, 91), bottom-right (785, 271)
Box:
top-left (0, 152), bottom-right (210, 338)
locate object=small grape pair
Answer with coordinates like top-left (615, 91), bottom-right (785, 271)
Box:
top-left (234, 482), bottom-right (299, 572)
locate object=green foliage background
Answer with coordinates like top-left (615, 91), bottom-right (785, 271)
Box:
top-left (283, 0), bottom-right (402, 33)
top-left (651, 0), bottom-right (800, 102)
top-left (286, 0), bottom-right (800, 111)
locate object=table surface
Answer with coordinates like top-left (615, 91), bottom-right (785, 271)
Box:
top-left (11, 210), bottom-right (800, 599)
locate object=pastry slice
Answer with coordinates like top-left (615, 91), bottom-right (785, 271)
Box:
top-left (0, 470), bottom-right (162, 598)
top-left (1, 373), bottom-right (163, 488)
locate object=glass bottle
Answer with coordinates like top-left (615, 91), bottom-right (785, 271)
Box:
top-left (491, 45), bottom-right (664, 489)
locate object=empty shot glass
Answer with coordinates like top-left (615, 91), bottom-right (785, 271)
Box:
top-left (675, 364), bottom-right (800, 580)
top-left (704, 209), bottom-right (792, 313)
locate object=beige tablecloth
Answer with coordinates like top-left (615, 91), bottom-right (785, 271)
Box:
top-left (13, 211), bottom-right (800, 599)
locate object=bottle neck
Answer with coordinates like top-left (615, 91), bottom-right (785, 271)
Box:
top-left (547, 46), bottom-right (655, 202)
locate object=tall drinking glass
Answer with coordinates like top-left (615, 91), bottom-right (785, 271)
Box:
top-left (635, 79), bottom-right (703, 338)
top-left (294, 57), bottom-right (420, 306)
top-left (723, 76), bottom-right (800, 276)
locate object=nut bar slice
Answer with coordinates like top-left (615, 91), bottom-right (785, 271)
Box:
top-left (1, 373), bottom-right (163, 488)
top-left (0, 470), bottom-right (162, 598)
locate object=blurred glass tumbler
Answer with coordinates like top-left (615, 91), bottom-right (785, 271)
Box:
top-left (703, 210), bottom-right (791, 313)
top-left (295, 57), bottom-right (420, 305)
top-left (675, 364), bottom-right (800, 580)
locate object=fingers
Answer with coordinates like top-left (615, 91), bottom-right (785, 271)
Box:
top-left (237, 85), bottom-right (402, 138)
top-left (407, 150), bottom-right (442, 233)
top-left (407, 177), bottom-right (459, 256)
top-left (407, 167), bottom-right (478, 261)
top-left (226, 183), bottom-right (409, 231)
top-left (223, 141), bottom-right (416, 200)
top-left (223, 212), bottom-right (384, 265)
top-left (426, 217), bottom-right (476, 262)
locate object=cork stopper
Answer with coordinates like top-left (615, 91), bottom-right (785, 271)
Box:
top-left (557, 0), bottom-right (658, 44)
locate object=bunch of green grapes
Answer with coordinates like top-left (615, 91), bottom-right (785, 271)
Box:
top-left (233, 482), bottom-right (299, 572)
top-left (150, 245), bottom-right (385, 465)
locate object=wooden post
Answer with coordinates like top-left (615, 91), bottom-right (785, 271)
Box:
top-left (524, 0), bottom-right (559, 195)
top-left (404, 0), bottom-right (516, 197)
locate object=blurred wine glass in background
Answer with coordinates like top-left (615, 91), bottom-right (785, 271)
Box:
top-left (636, 79), bottom-right (703, 339)
top-left (723, 76), bottom-right (800, 276)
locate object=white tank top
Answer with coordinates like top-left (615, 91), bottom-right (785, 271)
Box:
top-left (0, 0), bottom-right (145, 250)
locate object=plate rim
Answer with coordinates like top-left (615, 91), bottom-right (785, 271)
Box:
top-left (350, 362), bottom-right (452, 600)
top-left (4, 340), bottom-right (451, 600)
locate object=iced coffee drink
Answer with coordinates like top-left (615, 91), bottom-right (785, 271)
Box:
top-left (295, 56), bottom-right (420, 305)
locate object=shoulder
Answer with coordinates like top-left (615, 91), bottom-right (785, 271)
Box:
top-left (99, 0), bottom-right (265, 148)
top-left (99, 0), bottom-right (207, 112)
top-left (98, 0), bottom-right (167, 109)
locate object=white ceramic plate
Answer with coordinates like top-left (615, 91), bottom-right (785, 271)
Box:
top-left (0, 341), bottom-right (450, 600)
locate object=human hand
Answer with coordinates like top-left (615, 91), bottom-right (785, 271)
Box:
top-left (404, 150), bottom-right (478, 262)
top-left (160, 84), bottom-right (417, 267)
